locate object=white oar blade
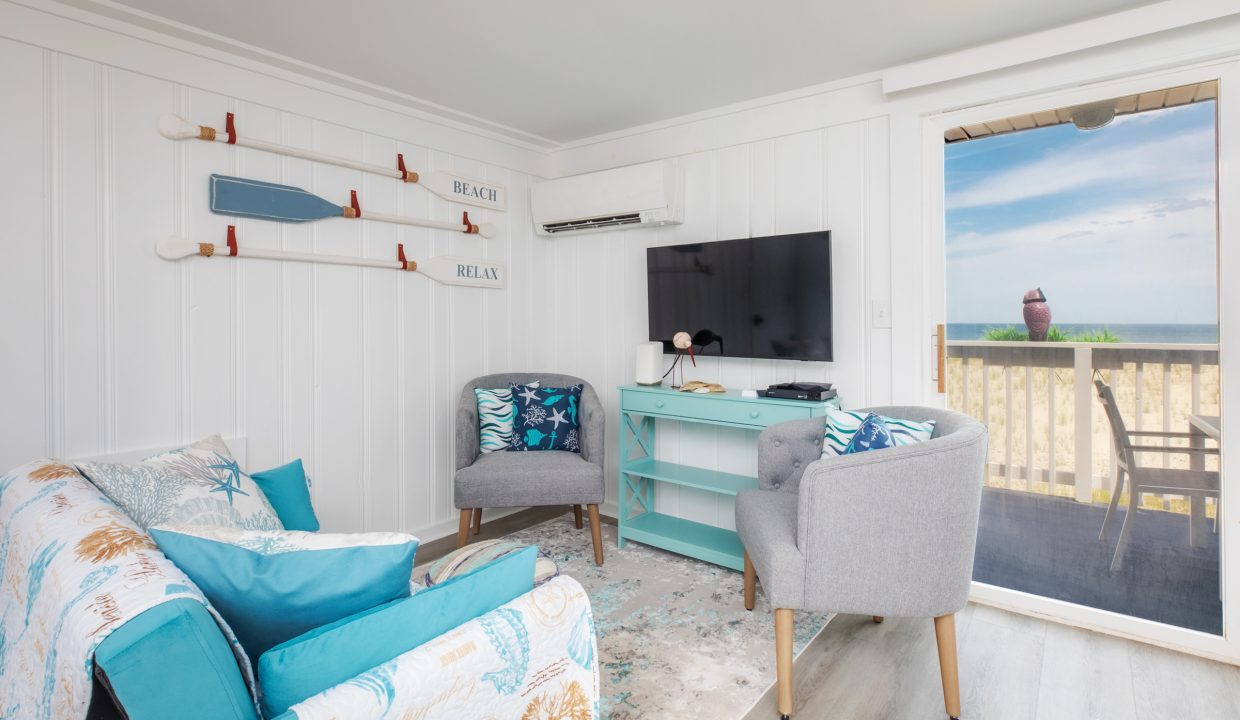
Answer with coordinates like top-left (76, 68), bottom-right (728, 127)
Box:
top-left (419, 256), bottom-right (505, 288)
top-left (159, 114), bottom-right (204, 141)
top-left (419, 171), bottom-right (507, 211)
top-left (157, 237), bottom-right (203, 260)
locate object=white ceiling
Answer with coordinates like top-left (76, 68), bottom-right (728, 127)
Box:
top-left (72, 0), bottom-right (1160, 144)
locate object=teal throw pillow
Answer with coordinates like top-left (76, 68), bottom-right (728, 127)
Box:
top-left (258, 545), bottom-right (537, 717)
top-left (252, 459), bottom-right (319, 531)
top-left (843, 413), bottom-right (896, 454)
top-left (149, 525), bottom-right (418, 662)
top-left (508, 384), bottom-right (583, 452)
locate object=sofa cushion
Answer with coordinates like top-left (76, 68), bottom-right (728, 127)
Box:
top-left (251, 459), bottom-right (319, 532)
top-left (821, 408), bottom-right (935, 457)
top-left (76, 435), bottom-right (282, 531)
top-left (94, 598), bottom-right (258, 720)
top-left (421, 539), bottom-right (559, 588)
top-left (455, 450), bottom-right (604, 507)
top-left (257, 545), bottom-right (536, 717)
top-left (149, 525), bottom-right (418, 661)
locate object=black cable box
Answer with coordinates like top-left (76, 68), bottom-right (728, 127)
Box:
top-left (761, 382), bottom-right (836, 401)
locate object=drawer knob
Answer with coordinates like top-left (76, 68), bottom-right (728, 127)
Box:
top-left (749, 411), bottom-right (759, 418)
top-left (656, 401), bottom-right (665, 408)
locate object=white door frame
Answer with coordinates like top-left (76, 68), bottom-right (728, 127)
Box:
top-left (920, 58), bottom-right (1240, 665)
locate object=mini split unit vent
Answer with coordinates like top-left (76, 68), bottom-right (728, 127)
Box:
top-left (531, 159), bottom-right (685, 236)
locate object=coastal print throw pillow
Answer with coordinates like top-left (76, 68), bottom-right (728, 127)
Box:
top-left (476, 382), bottom-right (541, 454)
top-left (476, 387), bottom-right (518, 454)
top-left (843, 413), bottom-right (896, 454)
top-left (420, 539), bottom-right (560, 589)
top-left (508, 384), bottom-right (583, 452)
top-left (76, 435), bottom-right (282, 531)
top-left (822, 408), bottom-right (935, 458)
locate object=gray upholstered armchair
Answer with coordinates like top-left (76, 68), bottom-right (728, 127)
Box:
top-left (736, 407), bottom-right (987, 720)
top-left (455, 373), bottom-right (607, 564)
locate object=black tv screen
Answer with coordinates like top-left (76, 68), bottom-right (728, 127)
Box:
top-left (646, 231), bottom-right (832, 361)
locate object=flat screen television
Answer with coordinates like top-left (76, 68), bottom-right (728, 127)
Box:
top-left (646, 231), bottom-right (832, 361)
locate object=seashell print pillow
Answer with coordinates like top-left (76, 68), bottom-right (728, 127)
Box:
top-left (76, 434), bottom-right (282, 531)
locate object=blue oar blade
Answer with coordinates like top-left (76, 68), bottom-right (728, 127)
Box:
top-left (209, 174), bottom-right (343, 223)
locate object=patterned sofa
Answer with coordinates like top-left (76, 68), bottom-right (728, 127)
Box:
top-left (0, 458), bottom-right (599, 720)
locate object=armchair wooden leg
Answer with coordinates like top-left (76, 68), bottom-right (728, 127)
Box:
top-left (573, 504), bottom-right (584, 529)
top-left (456, 509), bottom-right (472, 549)
top-left (872, 616), bottom-right (885, 624)
top-left (934, 614), bottom-right (961, 720)
top-left (775, 608), bottom-right (794, 719)
top-left (743, 550), bottom-right (756, 611)
top-left (587, 504), bottom-right (604, 566)
top-left (472, 508), bottom-right (483, 536)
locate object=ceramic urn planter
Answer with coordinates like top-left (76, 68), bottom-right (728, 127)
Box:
top-left (1023, 288), bottom-right (1051, 341)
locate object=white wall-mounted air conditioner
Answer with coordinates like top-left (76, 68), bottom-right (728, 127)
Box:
top-left (531, 159), bottom-right (685, 236)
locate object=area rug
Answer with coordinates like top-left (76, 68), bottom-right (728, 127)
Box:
top-left (504, 517), bottom-right (832, 720)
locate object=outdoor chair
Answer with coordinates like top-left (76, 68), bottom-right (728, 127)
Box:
top-left (1095, 379), bottom-right (1220, 572)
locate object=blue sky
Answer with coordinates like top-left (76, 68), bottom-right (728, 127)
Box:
top-left (945, 100), bottom-right (1218, 325)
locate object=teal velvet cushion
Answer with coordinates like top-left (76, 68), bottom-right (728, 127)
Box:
top-left (258, 545), bottom-right (537, 718)
top-left (94, 598), bottom-right (257, 720)
top-left (251, 459), bottom-right (319, 531)
top-left (149, 525), bottom-right (418, 662)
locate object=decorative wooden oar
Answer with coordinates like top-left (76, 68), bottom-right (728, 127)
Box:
top-left (159, 113), bottom-right (507, 211)
top-left (156, 227), bottom-right (504, 288)
top-left (209, 175), bottom-right (495, 238)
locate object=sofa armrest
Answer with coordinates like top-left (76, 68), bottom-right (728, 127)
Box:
top-left (282, 576), bottom-right (600, 720)
top-left (795, 425), bottom-right (987, 618)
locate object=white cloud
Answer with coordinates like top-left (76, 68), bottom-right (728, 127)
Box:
top-left (946, 194), bottom-right (1218, 323)
top-left (947, 128), bottom-right (1214, 210)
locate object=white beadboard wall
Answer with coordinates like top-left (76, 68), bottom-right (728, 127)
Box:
top-left (565, 124), bottom-right (892, 526)
top-left (0, 36), bottom-right (543, 540)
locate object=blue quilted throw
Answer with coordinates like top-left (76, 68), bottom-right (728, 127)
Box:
top-left (0, 460), bottom-right (256, 719)
top-left (508, 384), bottom-right (583, 452)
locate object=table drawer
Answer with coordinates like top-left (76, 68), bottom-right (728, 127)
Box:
top-left (621, 391), bottom-right (813, 427)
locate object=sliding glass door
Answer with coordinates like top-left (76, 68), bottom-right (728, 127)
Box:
top-left (940, 82), bottom-right (1223, 634)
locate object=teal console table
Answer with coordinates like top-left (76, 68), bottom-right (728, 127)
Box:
top-left (616, 384), bottom-right (839, 571)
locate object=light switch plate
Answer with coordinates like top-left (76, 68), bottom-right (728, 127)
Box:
top-left (872, 300), bottom-right (892, 329)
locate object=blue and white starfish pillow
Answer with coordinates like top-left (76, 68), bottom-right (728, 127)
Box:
top-left (508, 384), bottom-right (584, 452)
top-left (76, 434), bottom-right (282, 531)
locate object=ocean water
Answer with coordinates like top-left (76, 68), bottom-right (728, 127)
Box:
top-left (947, 323), bottom-right (1219, 344)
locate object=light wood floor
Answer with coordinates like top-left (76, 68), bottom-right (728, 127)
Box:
top-left (742, 603), bottom-right (1240, 720)
top-left (434, 509), bottom-right (1240, 720)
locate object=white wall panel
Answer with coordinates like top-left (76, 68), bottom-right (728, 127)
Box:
top-left (0, 41), bottom-right (549, 542)
top-left (561, 120), bottom-right (889, 523)
top-left (0, 11), bottom-right (892, 538)
top-left (1, 40), bottom-right (47, 462)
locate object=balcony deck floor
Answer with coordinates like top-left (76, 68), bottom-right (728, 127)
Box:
top-left (973, 486), bottom-right (1221, 634)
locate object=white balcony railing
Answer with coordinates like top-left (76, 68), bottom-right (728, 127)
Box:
top-left (946, 341), bottom-right (1220, 511)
